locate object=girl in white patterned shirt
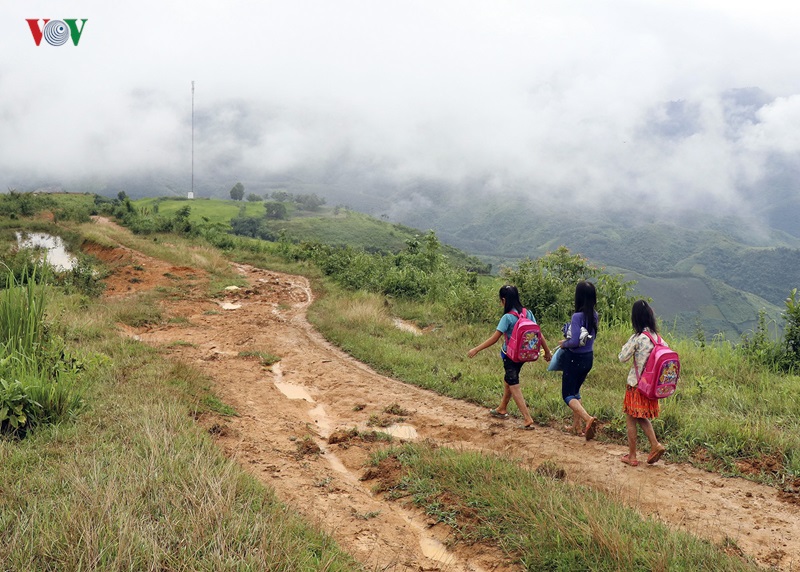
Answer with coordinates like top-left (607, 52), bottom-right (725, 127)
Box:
top-left (618, 300), bottom-right (667, 466)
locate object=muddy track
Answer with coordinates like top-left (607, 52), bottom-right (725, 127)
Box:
top-left (97, 234), bottom-right (799, 571)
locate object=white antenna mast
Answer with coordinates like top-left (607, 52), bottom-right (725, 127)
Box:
top-left (189, 80), bottom-right (195, 199)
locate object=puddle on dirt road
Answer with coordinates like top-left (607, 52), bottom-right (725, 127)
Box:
top-left (383, 424), bottom-right (418, 439)
top-left (272, 364), bottom-right (315, 402)
top-left (419, 537), bottom-right (456, 567)
top-left (274, 382), bottom-right (314, 401)
top-left (357, 422), bottom-right (419, 440)
top-left (408, 516), bottom-right (490, 572)
top-left (309, 404), bottom-right (333, 436)
top-left (16, 232), bottom-right (77, 271)
top-left (272, 364), bottom-right (346, 474)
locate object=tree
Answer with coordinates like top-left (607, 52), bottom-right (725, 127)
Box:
top-left (264, 201), bottom-right (287, 220)
top-left (229, 182), bottom-right (245, 201)
top-left (271, 190), bottom-right (292, 202)
top-left (246, 193), bottom-right (263, 202)
top-left (294, 193), bottom-right (325, 211)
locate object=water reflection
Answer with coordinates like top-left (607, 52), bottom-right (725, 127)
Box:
top-left (15, 232), bottom-right (77, 271)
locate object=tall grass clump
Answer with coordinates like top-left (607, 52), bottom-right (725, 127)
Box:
top-left (0, 267), bottom-right (84, 435)
top-left (0, 265), bottom-right (47, 357)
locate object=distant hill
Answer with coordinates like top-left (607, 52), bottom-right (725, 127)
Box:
top-left (132, 197), bottom-right (491, 274)
top-left (388, 195), bottom-right (800, 340)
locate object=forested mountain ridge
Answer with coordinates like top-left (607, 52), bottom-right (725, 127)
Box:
top-left (386, 196), bottom-right (800, 340)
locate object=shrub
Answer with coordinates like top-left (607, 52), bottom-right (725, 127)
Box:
top-left (501, 246), bottom-right (637, 326)
top-left (782, 288), bottom-right (800, 371)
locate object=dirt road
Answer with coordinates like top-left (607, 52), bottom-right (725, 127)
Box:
top-left (92, 233), bottom-right (799, 571)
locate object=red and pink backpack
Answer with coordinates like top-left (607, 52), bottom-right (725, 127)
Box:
top-left (505, 308), bottom-right (542, 363)
top-left (635, 331), bottom-right (680, 399)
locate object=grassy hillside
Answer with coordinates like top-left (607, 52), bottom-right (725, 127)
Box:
top-left (36, 191), bottom-right (800, 340)
top-left (135, 196), bottom-right (265, 223)
top-left (132, 197), bottom-right (490, 272)
top-left (615, 269), bottom-right (784, 340)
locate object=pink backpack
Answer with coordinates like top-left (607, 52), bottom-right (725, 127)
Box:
top-left (505, 308), bottom-right (542, 363)
top-left (635, 331), bottom-right (680, 399)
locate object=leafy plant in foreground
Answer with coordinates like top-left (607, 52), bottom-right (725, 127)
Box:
top-left (0, 377), bottom-right (40, 433)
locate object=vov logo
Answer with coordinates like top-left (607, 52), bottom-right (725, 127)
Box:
top-left (26, 19), bottom-right (88, 46)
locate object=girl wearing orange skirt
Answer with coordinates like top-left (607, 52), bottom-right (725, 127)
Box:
top-left (617, 300), bottom-right (667, 466)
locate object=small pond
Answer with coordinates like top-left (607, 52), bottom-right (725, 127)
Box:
top-left (15, 232), bottom-right (77, 271)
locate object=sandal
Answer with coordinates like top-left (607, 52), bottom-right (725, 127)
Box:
top-left (489, 409), bottom-right (509, 419)
top-left (647, 446), bottom-right (666, 465)
top-left (584, 417), bottom-right (597, 441)
top-left (520, 423), bottom-right (535, 431)
top-left (620, 454), bottom-right (639, 467)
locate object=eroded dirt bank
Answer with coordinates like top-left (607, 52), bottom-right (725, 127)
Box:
top-left (92, 231), bottom-right (799, 571)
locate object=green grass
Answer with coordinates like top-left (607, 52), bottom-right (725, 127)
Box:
top-left (136, 196), bottom-right (266, 225)
top-left (238, 350), bottom-right (281, 366)
top-left (372, 443), bottom-right (760, 571)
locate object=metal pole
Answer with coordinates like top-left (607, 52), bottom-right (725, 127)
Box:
top-left (191, 80), bottom-right (195, 198)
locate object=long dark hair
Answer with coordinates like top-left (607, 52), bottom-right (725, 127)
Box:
top-left (574, 280), bottom-right (598, 335)
top-left (499, 284), bottom-right (523, 315)
top-left (631, 299), bottom-right (658, 334)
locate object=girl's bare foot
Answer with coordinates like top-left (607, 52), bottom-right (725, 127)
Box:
top-left (563, 423), bottom-right (584, 436)
top-left (584, 417), bottom-right (597, 441)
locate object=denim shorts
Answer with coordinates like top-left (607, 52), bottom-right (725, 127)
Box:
top-left (561, 349), bottom-right (593, 404)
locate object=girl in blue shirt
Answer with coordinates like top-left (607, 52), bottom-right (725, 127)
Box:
top-left (468, 285), bottom-right (552, 430)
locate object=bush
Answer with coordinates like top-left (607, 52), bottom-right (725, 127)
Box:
top-left (782, 289), bottom-right (800, 371)
top-left (737, 290), bottom-right (800, 373)
top-left (501, 246), bottom-right (637, 326)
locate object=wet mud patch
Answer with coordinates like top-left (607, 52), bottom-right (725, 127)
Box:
top-left (360, 456), bottom-right (406, 493)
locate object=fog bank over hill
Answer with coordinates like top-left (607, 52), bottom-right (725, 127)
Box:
top-left (6, 83), bottom-right (800, 241)
top-left (5, 1), bottom-right (800, 240)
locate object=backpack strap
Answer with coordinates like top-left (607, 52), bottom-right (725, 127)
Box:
top-left (633, 331), bottom-right (660, 381)
top-left (505, 308), bottom-right (526, 342)
top-left (643, 331), bottom-right (662, 346)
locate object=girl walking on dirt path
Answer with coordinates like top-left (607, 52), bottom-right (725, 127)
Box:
top-left (556, 281), bottom-right (599, 440)
top-left (468, 285), bottom-right (552, 430)
top-left (617, 299), bottom-right (667, 466)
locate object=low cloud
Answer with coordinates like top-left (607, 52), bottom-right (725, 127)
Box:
top-left (1, 1), bottom-right (799, 224)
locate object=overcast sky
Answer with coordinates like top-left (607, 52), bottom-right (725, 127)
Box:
top-left (2, 1), bottom-right (800, 210)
